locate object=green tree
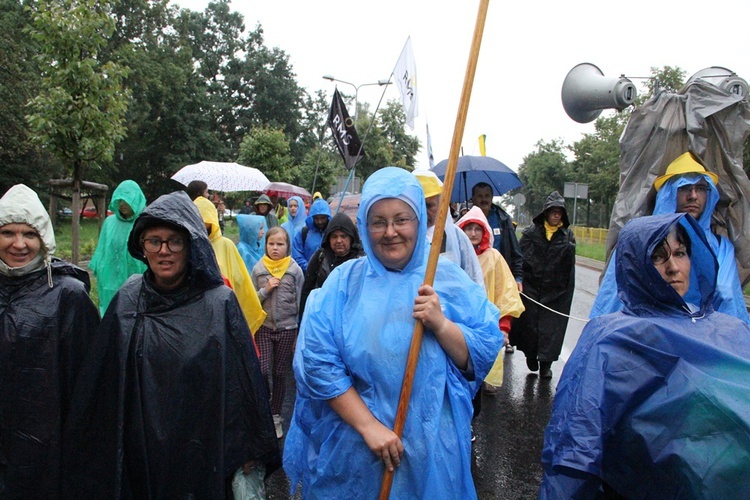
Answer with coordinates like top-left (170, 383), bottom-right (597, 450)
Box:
top-left (0, 0), bottom-right (60, 195)
top-left (25, 0), bottom-right (130, 263)
top-left (517, 139), bottom-right (571, 218)
top-left (351, 100), bottom-right (421, 181)
top-left (237, 126), bottom-right (297, 184)
top-left (569, 115), bottom-right (626, 227)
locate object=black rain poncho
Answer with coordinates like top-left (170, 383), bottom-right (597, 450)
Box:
top-left (63, 191), bottom-right (279, 498)
top-left (0, 184), bottom-right (99, 498)
top-left (510, 192), bottom-right (576, 362)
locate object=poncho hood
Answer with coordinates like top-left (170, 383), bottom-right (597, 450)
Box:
top-left (108, 180), bottom-right (146, 222)
top-left (128, 191), bottom-right (223, 289)
top-left (653, 172), bottom-right (719, 238)
top-left (283, 196), bottom-right (307, 230)
top-left (457, 206), bottom-right (492, 253)
top-left (254, 194), bottom-right (273, 207)
top-left (0, 184), bottom-right (55, 276)
top-left (357, 167), bottom-right (427, 275)
top-left (616, 212), bottom-right (716, 318)
top-left (532, 191), bottom-right (570, 226)
top-left (304, 198), bottom-right (331, 230)
top-left (236, 214), bottom-right (266, 269)
top-left (322, 212), bottom-right (362, 253)
top-left (194, 196), bottom-right (222, 242)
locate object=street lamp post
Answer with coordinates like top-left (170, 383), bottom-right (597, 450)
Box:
top-left (322, 75), bottom-right (390, 124)
top-left (322, 75), bottom-right (390, 196)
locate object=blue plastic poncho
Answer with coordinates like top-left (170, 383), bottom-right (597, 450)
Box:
top-left (236, 214), bottom-right (267, 275)
top-left (280, 195), bottom-right (307, 242)
top-left (590, 173), bottom-right (750, 323)
top-left (88, 180), bottom-right (147, 315)
top-left (291, 198), bottom-right (331, 272)
top-left (541, 213), bottom-right (750, 498)
top-left (283, 167), bottom-right (501, 498)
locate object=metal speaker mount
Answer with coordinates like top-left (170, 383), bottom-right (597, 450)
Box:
top-left (686, 66), bottom-right (748, 99)
top-left (561, 63), bottom-right (637, 123)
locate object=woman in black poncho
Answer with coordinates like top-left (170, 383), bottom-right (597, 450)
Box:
top-left (64, 191), bottom-right (279, 498)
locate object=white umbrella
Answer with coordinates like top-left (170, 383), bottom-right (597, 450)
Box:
top-left (171, 161), bottom-right (270, 192)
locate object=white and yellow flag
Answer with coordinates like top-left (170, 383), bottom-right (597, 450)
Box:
top-left (393, 37), bottom-right (418, 129)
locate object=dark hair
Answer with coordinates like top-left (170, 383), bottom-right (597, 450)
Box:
top-left (265, 227), bottom-right (291, 256)
top-left (651, 223), bottom-right (691, 264)
top-left (471, 182), bottom-right (492, 197)
top-left (185, 180), bottom-right (208, 200)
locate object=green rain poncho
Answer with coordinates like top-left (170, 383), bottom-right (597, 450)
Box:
top-left (88, 180), bottom-right (147, 315)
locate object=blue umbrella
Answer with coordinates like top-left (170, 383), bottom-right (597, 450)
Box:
top-left (431, 155), bottom-right (523, 203)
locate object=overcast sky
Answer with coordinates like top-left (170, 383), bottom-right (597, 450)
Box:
top-left (176, 0), bottom-right (750, 173)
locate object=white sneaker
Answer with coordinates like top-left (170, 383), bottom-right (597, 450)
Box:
top-left (273, 414), bottom-right (284, 439)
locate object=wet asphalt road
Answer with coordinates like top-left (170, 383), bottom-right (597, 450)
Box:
top-left (265, 263), bottom-right (602, 499)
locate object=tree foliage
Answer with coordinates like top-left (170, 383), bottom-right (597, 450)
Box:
top-left (0, 0), bottom-right (60, 195)
top-left (25, 0), bottom-right (130, 177)
top-left (517, 139), bottom-right (571, 218)
top-left (237, 126), bottom-right (296, 184)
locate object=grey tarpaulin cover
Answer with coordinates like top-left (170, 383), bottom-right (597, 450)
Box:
top-left (604, 79), bottom-right (750, 283)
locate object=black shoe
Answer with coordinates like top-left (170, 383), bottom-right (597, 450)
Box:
top-left (526, 357), bottom-right (539, 372)
top-left (540, 362), bottom-right (552, 379)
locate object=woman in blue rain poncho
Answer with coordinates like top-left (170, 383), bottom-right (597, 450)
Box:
top-left (590, 152), bottom-right (749, 323)
top-left (236, 214), bottom-right (267, 275)
top-left (280, 195), bottom-right (306, 242)
top-left (541, 213), bottom-right (750, 498)
top-left (283, 167), bottom-right (502, 498)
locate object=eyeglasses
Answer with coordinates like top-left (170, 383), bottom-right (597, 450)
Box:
top-left (367, 216), bottom-right (417, 234)
top-left (141, 237), bottom-right (186, 253)
top-left (677, 184), bottom-right (708, 195)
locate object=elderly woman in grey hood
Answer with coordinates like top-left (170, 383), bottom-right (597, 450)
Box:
top-left (0, 184), bottom-right (99, 498)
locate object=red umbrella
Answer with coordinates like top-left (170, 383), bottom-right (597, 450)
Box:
top-left (263, 182), bottom-right (311, 201)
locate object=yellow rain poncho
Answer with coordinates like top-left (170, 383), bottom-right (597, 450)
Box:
top-left (195, 196), bottom-right (265, 333)
top-left (457, 206), bottom-right (524, 386)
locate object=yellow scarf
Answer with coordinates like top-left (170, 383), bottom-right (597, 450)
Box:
top-left (262, 254), bottom-right (292, 279)
top-left (544, 221), bottom-right (562, 241)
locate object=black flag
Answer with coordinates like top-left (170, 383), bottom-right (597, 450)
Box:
top-left (327, 89), bottom-right (364, 170)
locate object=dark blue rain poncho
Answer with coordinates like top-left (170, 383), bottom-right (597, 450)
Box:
top-left (236, 213), bottom-right (267, 275)
top-left (280, 195), bottom-right (307, 242)
top-left (283, 167), bottom-right (502, 498)
top-left (63, 191), bottom-right (280, 498)
top-left (590, 173), bottom-right (750, 323)
top-left (541, 213), bottom-right (750, 498)
top-left (291, 198), bottom-right (331, 272)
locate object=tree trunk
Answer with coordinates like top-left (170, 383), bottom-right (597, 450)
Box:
top-left (71, 161), bottom-right (81, 265)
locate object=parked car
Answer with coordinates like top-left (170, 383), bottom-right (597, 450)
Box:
top-left (57, 207), bottom-right (73, 218)
top-left (80, 206), bottom-right (113, 219)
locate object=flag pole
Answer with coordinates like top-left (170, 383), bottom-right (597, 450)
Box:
top-left (378, 0), bottom-right (491, 498)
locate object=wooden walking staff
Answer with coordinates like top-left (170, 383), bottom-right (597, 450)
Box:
top-left (378, 0), bottom-right (491, 498)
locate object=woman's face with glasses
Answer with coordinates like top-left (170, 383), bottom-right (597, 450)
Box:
top-left (367, 198), bottom-right (418, 271)
top-left (141, 226), bottom-right (189, 290)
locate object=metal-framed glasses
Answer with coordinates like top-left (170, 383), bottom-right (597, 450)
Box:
top-left (677, 183), bottom-right (708, 195)
top-left (141, 237), bottom-right (186, 253)
top-left (367, 216), bottom-right (417, 234)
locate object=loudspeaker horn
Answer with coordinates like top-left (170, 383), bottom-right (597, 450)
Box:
top-left (561, 63), bottom-right (637, 123)
top-left (686, 66), bottom-right (748, 98)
